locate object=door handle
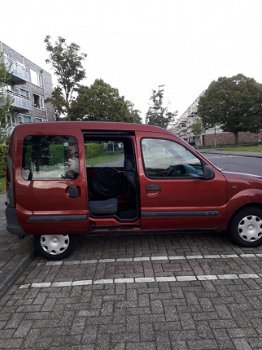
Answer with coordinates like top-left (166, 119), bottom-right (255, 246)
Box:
top-left (146, 184), bottom-right (160, 191)
top-left (66, 185), bottom-right (80, 198)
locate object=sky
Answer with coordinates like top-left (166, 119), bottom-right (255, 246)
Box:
top-left (1, 0), bottom-right (262, 121)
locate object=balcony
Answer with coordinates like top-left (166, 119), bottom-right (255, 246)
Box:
top-left (10, 94), bottom-right (31, 111)
top-left (0, 86), bottom-right (31, 112)
top-left (4, 58), bottom-right (30, 83)
top-left (2, 123), bottom-right (19, 136)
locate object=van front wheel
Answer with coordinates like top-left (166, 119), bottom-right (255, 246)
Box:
top-left (34, 234), bottom-right (77, 260)
top-left (230, 207), bottom-right (262, 247)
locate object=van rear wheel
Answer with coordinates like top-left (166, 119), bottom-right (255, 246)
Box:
top-left (230, 207), bottom-right (262, 247)
top-left (33, 234), bottom-right (77, 260)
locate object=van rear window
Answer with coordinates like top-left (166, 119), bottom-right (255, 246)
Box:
top-left (22, 135), bottom-right (79, 180)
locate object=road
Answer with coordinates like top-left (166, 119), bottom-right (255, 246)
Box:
top-left (205, 154), bottom-right (262, 176)
top-left (0, 154), bottom-right (262, 349)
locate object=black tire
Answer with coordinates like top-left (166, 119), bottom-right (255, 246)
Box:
top-left (230, 206), bottom-right (262, 247)
top-left (33, 234), bottom-right (77, 260)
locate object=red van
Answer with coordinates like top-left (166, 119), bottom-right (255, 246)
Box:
top-left (5, 121), bottom-right (262, 259)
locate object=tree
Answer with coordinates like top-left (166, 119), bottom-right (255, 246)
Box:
top-left (44, 35), bottom-right (87, 119)
top-left (0, 52), bottom-right (12, 130)
top-left (198, 74), bottom-right (262, 144)
top-left (190, 119), bottom-right (204, 148)
top-left (69, 79), bottom-right (141, 123)
top-left (146, 87), bottom-right (177, 128)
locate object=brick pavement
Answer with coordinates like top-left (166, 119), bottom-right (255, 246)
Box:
top-left (0, 231), bottom-right (262, 350)
top-left (0, 193), bottom-right (34, 299)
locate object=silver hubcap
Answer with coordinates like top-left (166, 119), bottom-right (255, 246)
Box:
top-left (40, 234), bottom-right (70, 255)
top-left (238, 215), bottom-right (262, 242)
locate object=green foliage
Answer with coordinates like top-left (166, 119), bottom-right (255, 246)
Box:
top-left (44, 35), bottom-right (87, 119)
top-left (198, 74), bottom-right (262, 144)
top-left (69, 79), bottom-right (141, 123)
top-left (0, 52), bottom-right (12, 128)
top-left (0, 177), bottom-right (5, 193)
top-left (146, 87), bottom-right (177, 128)
top-left (0, 52), bottom-right (11, 84)
top-left (45, 87), bottom-right (67, 120)
top-left (0, 144), bottom-right (8, 178)
top-left (190, 119), bottom-right (204, 136)
top-left (85, 143), bottom-right (103, 159)
top-left (49, 144), bottom-right (65, 165)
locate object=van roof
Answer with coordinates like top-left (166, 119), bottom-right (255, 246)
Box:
top-left (14, 121), bottom-right (175, 136)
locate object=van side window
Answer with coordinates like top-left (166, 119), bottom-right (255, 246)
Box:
top-left (141, 138), bottom-right (203, 178)
top-left (22, 136), bottom-right (79, 180)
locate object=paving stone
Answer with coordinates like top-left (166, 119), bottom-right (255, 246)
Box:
top-left (155, 332), bottom-right (172, 350)
top-left (13, 320), bottom-right (33, 338)
top-left (0, 337), bottom-right (23, 349)
top-left (179, 312), bottom-right (196, 330)
top-left (187, 339), bottom-right (219, 349)
top-left (126, 342), bottom-right (156, 350)
top-left (170, 340), bottom-right (187, 350)
top-left (233, 338), bottom-right (253, 350)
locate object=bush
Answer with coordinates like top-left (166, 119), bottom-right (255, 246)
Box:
top-left (49, 144), bottom-right (65, 165)
top-left (0, 144), bottom-right (8, 178)
top-left (85, 143), bottom-right (103, 159)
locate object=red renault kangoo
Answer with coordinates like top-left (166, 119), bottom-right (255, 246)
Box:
top-left (5, 121), bottom-right (262, 259)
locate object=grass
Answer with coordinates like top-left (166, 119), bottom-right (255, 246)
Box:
top-left (216, 145), bottom-right (262, 152)
top-left (0, 177), bottom-right (6, 193)
top-left (86, 153), bottom-right (123, 166)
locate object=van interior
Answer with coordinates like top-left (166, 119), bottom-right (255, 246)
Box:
top-left (84, 133), bottom-right (139, 221)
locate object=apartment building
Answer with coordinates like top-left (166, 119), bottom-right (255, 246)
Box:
top-left (170, 95), bottom-right (207, 146)
top-left (0, 41), bottom-right (55, 135)
top-left (171, 95), bottom-right (262, 147)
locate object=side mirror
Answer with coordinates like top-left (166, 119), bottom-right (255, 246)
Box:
top-left (202, 165), bottom-right (215, 180)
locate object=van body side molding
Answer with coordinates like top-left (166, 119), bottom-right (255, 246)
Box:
top-left (28, 215), bottom-right (88, 222)
top-left (141, 211), bottom-right (220, 217)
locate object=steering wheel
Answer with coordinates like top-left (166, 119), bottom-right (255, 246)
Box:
top-left (166, 164), bottom-right (188, 177)
top-left (92, 167), bottom-right (122, 197)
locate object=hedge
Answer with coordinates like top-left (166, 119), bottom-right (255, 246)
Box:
top-left (48, 144), bottom-right (65, 166)
top-left (85, 143), bottom-right (103, 160)
top-left (0, 144), bottom-right (8, 178)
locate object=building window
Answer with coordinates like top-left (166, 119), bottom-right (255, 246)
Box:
top-left (18, 115), bottom-right (32, 124)
top-left (33, 94), bottom-right (44, 109)
top-left (12, 86), bottom-right (29, 98)
top-left (20, 88), bottom-right (29, 99)
top-left (34, 117), bottom-right (43, 123)
top-left (30, 69), bottom-right (42, 87)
